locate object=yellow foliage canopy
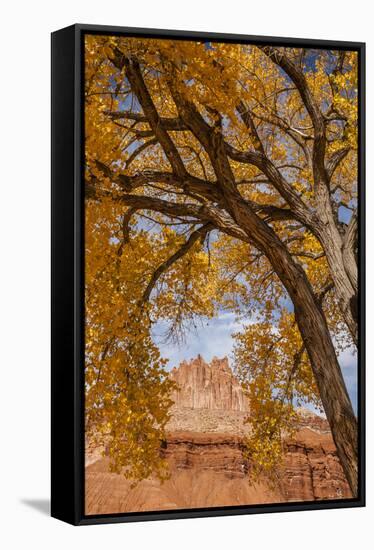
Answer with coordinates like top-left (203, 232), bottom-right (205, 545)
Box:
top-left (84, 35), bottom-right (358, 483)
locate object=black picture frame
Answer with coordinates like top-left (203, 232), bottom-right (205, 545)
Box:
top-left (51, 23), bottom-right (366, 526)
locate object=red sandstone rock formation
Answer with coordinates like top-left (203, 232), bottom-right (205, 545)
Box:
top-left (85, 432), bottom-right (280, 515)
top-left (281, 428), bottom-right (351, 501)
top-left (169, 355), bottom-right (249, 412)
top-left (85, 356), bottom-right (352, 515)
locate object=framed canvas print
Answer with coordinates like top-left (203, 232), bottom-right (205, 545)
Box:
top-left (51, 24), bottom-right (365, 525)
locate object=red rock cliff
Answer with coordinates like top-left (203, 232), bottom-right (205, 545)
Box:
top-left (85, 356), bottom-right (352, 515)
top-left (169, 355), bottom-right (249, 412)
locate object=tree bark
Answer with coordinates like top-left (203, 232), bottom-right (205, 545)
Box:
top-left (343, 212), bottom-right (359, 292)
top-left (313, 185), bottom-right (358, 345)
top-left (317, 222), bottom-right (358, 344)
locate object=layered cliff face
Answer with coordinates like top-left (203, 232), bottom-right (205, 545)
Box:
top-left (86, 433), bottom-right (281, 514)
top-left (85, 356), bottom-right (352, 515)
top-left (169, 355), bottom-right (249, 412)
top-left (281, 428), bottom-right (351, 501)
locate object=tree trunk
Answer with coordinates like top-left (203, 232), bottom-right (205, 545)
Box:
top-left (225, 194), bottom-right (358, 496)
top-left (342, 213), bottom-right (358, 292)
top-left (313, 185), bottom-right (358, 344)
top-left (317, 224), bottom-right (358, 344)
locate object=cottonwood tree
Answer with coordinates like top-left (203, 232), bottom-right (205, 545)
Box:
top-left (85, 36), bottom-right (359, 495)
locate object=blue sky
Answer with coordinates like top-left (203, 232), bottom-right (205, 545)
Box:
top-left (152, 311), bottom-right (243, 367)
top-left (152, 311), bottom-right (358, 415)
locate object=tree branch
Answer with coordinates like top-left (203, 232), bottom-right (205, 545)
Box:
top-left (110, 49), bottom-right (187, 178)
top-left (104, 110), bottom-right (187, 131)
top-left (225, 143), bottom-right (315, 228)
top-left (249, 107), bottom-right (313, 162)
top-left (258, 46), bottom-right (328, 192)
top-left (141, 223), bottom-right (213, 302)
top-left (94, 161), bottom-right (221, 202)
top-left (86, 181), bottom-right (250, 243)
top-left (236, 100), bottom-right (266, 155)
top-left (326, 146), bottom-right (350, 182)
top-left (117, 207), bottom-right (137, 256)
top-left (125, 138), bottom-right (158, 169)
